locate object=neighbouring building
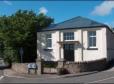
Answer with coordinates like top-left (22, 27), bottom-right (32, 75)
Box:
top-left (37, 16), bottom-right (114, 63)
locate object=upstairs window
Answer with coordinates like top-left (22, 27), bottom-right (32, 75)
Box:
top-left (46, 34), bottom-right (52, 48)
top-left (63, 32), bottom-right (74, 40)
top-left (88, 31), bottom-right (96, 48)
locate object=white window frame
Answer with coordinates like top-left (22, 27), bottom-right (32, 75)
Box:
top-left (88, 31), bottom-right (97, 48)
top-left (63, 32), bottom-right (74, 41)
top-left (46, 34), bottom-right (52, 49)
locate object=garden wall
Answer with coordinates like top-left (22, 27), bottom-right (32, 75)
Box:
top-left (12, 63), bottom-right (28, 74)
top-left (12, 63), bottom-right (57, 74)
top-left (11, 58), bottom-right (108, 74)
top-left (64, 58), bottom-right (108, 74)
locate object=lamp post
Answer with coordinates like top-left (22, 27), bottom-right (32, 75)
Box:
top-left (19, 47), bottom-right (23, 63)
top-left (0, 41), bottom-right (3, 58)
top-left (0, 42), bottom-right (2, 58)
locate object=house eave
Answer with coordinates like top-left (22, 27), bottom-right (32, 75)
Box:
top-left (37, 25), bottom-right (109, 32)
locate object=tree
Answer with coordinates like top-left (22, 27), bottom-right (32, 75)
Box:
top-left (0, 10), bottom-right (54, 63)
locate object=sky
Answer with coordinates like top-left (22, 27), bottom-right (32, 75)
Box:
top-left (0, 1), bottom-right (114, 27)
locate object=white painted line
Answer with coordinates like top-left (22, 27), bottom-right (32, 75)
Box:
top-left (88, 76), bottom-right (114, 83)
top-left (4, 74), bottom-right (60, 79)
top-left (4, 74), bottom-right (28, 79)
top-left (0, 76), bottom-right (4, 80)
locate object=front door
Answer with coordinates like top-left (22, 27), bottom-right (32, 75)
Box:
top-left (63, 44), bottom-right (74, 61)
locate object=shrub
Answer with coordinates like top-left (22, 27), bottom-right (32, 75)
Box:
top-left (43, 61), bottom-right (58, 68)
top-left (3, 47), bottom-right (19, 64)
top-left (57, 68), bottom-right (69, 75)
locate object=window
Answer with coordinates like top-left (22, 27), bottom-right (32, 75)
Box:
top-left (88, 31), bottom-right (96, 48)
top-left (63, 32), bottom-right (74, 40)
top-left (46, 34), bottom-right (52, 48)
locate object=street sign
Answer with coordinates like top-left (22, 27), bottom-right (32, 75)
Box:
top-left (27, 63), bottom-right (38, 74)
top-left (27, 63), bottom-right (37, 69)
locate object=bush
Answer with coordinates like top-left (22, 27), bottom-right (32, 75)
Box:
top-left (3, 47), bottom-right (19, 64)
top-left (57, 68), bottom-right (69, 75)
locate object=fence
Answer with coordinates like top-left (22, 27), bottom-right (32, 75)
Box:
top-left (43, 61), bottom-right (58, 74)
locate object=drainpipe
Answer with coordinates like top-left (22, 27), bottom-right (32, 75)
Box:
top-left (81, 30), bottom-right (84, 61)
top-left (38, 32), bottom-right (41, 60)
top-left (59, 31), bottom-right (61, 60)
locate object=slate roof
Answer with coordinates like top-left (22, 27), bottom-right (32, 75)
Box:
top-left (37, 16), bottom-right (109, 32)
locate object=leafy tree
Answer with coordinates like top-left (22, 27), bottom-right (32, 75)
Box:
top-left (0, 10), bottom-right (54, 63)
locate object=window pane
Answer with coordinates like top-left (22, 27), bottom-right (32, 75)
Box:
top-left (66, 36), bottom-right (69, 40)
top-left (47, 34), bottom-right (51, 38)
top-left (89, 31), bottom-right (96, 36)
top-left (89, 32), bottom-right (92, 36)
top-left (92, 32), bottom-right (96, 36)
top-left (89, 37), bottom-right (92, 47)
top-left (47, 39), bottom-right (52, 47)
top-left (88, 31), bottom-right (96, 47)
top-left (46, 34), bottom-right (52, 48)
top-left (63, 32), bottom-right (74, 40)
top-left (93, 37), bottom-right (96, 46)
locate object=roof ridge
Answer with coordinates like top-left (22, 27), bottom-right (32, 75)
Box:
top-left (55, 16), bottom-right (107, 27)
top-left (55, 16), bottom-right (82, 25)
top-left (79, 16), bottom-right (106, 26)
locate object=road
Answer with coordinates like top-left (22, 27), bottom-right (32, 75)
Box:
top-left (0, 70), bottom-right (114, 83)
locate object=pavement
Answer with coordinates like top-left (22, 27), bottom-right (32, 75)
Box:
top-left (1, 70), bottom-right (114, 83)
top-left (3, 69), bottom-right (100, 79)
top-left (3, 69), bottom-right (60, 79)
top-left (106, 66), bottom-right (114, 72)
top-left (0, 67), bottom-right (114, 83)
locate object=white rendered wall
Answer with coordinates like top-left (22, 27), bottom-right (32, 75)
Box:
top-left (37, 27), bottom-right (108, 62)
top-left (82, 28), bottom-right (107, 61)
top-left (37, 31), bottom-right (60, 61)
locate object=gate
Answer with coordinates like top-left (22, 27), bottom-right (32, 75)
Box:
top-left (43, 61), bottom-right (58, 74)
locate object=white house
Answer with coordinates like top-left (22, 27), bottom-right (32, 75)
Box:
top-left (37, 16), bottom-right (114, 62)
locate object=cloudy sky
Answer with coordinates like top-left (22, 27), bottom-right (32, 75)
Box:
top-left (0, 1), bottom-right (114, 27)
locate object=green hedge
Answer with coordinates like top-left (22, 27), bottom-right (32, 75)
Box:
top-left (43, 61), bottom-right (58, 68)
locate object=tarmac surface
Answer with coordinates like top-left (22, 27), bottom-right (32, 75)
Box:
top-left (0, 68), bottom-right (114, 83)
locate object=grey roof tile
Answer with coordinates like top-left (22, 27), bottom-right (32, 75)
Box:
top-left (38, 16), bottom-right (108, 31)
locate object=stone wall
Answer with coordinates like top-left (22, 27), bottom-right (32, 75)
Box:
top-left (12, 63), bottom-right (57, 74)
top-left (12, 63), bottom-right (28, 74)
top-left (12, 58), bottom-right (108, 74)
top-left (64, 58), bottom-right (108, 74)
